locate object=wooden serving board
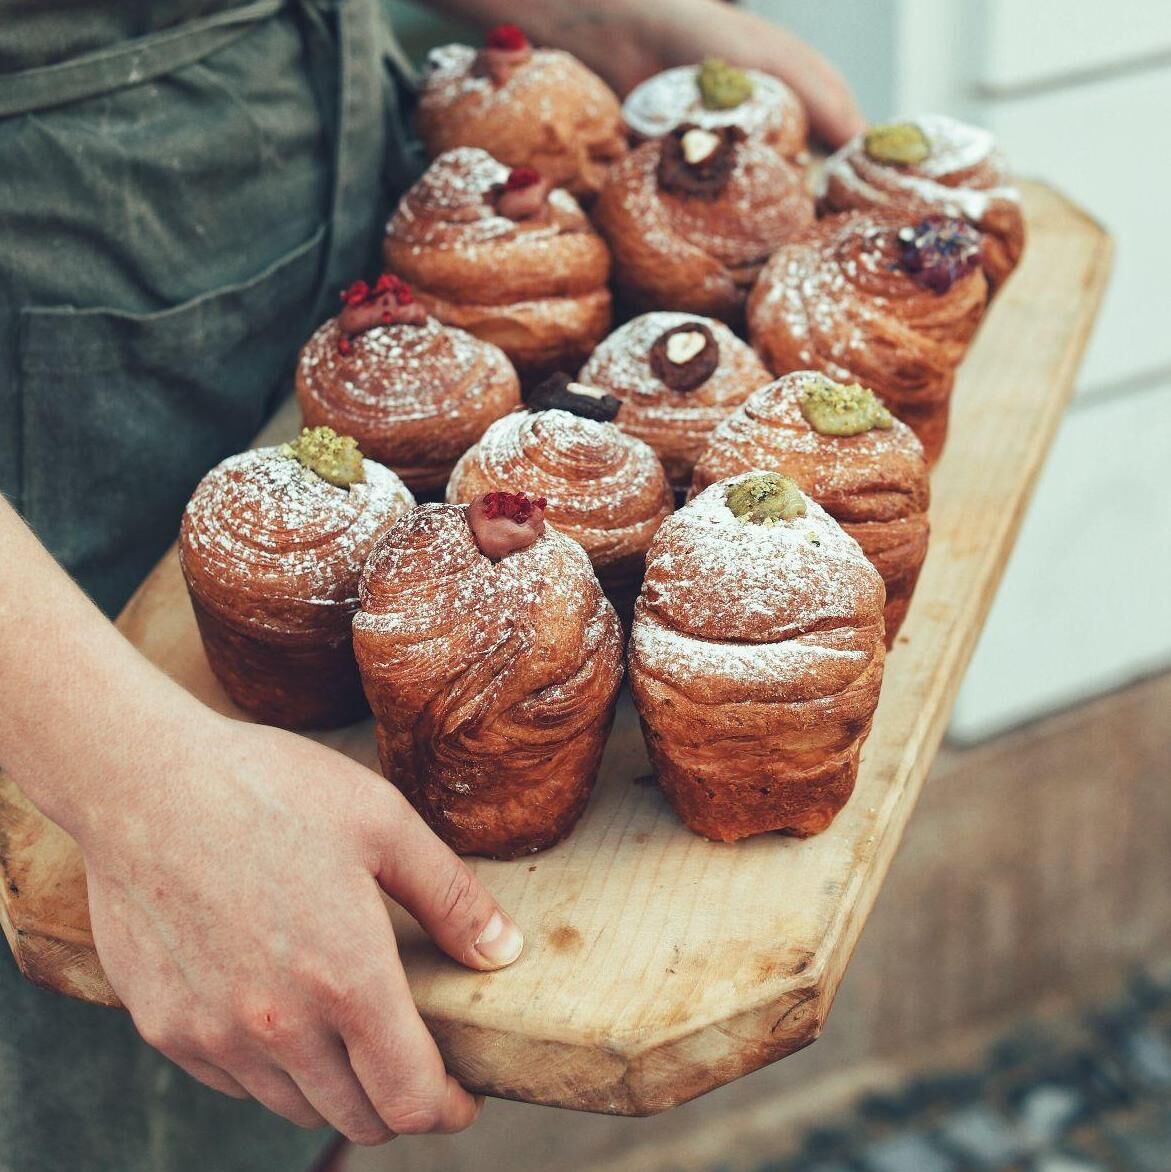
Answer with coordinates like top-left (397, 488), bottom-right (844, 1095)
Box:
top-left (0, 181), bottom-right (1111, 1115)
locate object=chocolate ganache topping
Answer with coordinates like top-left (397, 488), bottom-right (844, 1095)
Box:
top-left (656, 123), bottom-right (745, 199)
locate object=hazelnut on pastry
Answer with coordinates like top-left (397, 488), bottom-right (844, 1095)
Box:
top-left (622, 58), bottom-right (808, 161)
top-left (819, 114), bottom-right (1025, 291)
top-left (416, 24), bottom-right (627, 200)
top-left (295, 274), bottom-right (521, 496)
top-left (383, 148), bottom-right (613, 384)
top-left (579, 310), bottom-right (771, 491)
top-left (692, 372), bottom-right (929, 644)
top-left (592, 123), bottom-right (814, 323)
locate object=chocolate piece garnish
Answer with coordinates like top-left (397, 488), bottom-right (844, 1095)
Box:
top-left (649, 322), bottom-right (719, 392)
top-left (467, 491), bottom-right (546, 560)
top-left (281, 426), bottom-right (366, 489)
top-left (526, 372), bottom-right (621, 422)
top-left (657, 123), bottom-right (745, 200)
top-left (338, 274), bottom-right (427, 339)
top-left (896, 215), bottom-right (983, 293)
top-left (493, 166), bottom-right (553, 220)
top-left (475, 24), bottom-right (533, 86)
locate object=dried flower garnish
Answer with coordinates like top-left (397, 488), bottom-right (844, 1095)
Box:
top-left (485, 23), bottom-right (528, 51)
top-left (337, 273), bottom-right (427, 345)
top-left (896, 215), bottom-right (983, 293)
top-left (481, 490), bottom-right (547, 523)
top-left (468, 491), bottom-right (547, 559)
top-left (493, 167), bottom-right (552, 220)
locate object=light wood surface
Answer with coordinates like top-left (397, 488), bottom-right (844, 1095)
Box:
top-left (0, 181), bottom-right (1112, 1115)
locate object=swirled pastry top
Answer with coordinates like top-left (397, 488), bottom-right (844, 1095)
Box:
top-left (622, 64), bottom-right (807, 158)
top-left (693, 372), bottom-right (928, 524)
top-left (179, 447), bottom-right (414, 637)
top-left (384, 147), bottom-right (610, 304)
top-left (446, 408), bottom-right (673, 573)
top-left (580, 311), bottom-right (770, 431)
top-left (632, 473), bottom-right (884, 699)
top-left (297, 315), bottom-right (516, 429)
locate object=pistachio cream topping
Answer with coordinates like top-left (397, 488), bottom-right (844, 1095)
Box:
top-left (800, 378), bottom-right (893, 437)
top-left (697, 58), bottom-right (754, 111)
top-left (281, 426), bottom-right (366, 488)
top-left (863, 121), bottom-right (931, 166)
top-left (725, 473), bottom-right (806, 525)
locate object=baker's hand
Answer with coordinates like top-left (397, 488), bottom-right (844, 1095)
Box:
top-left (76, 711), bottom-right (523, 1145)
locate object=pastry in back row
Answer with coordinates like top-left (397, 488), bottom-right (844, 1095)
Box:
top-left (383, 147), bottom-right (612, 382)
top-left (180, 428), bottom-right (414, 730)
top-left (748, 209), bottom-right (989, 462)
top-left (416, 24), bottom-right (626, 200)
top-left (692, 373), bottom-right (929, 644)
top-left (295, 274), bottom-right (520, 495)
top-left (353, 495), bottom-right (623, 858)
top-left (579, 311), bottom-right (771, 492)
top-left (629, 472), bottom-right (886, 842)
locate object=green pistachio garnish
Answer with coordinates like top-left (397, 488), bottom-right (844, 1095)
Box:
top-left (281, 426), bottom-right (366, 488)
top-left (863, 121), bottom-right (931, 166)
top-left (697, 58), bottom-right (754, 111)
top-left (800, 378), bottom-right (893, 437)
top-left (725, 473), bottom-right (806, 525)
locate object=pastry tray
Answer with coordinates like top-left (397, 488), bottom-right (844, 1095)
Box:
top-left (0, 181), bottom-right (1111, 1114)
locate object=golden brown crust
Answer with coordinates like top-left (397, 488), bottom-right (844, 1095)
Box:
top-left (819, 114), bottom-right (1025, 291)
top-left (621, 65), bottom-right (808, 161)
top-left (353, 504), bottom-right (624, 858)
top-left (579, 311), bottom-right (771, 489)
top-left (628, 475), bottom-right (886, 841)
top-left (295, 316), bottom-right (521, 495)
top-left (747, 210), bottom-right (989, 463)
top-left (445, 408), bottom-right (674, 614)
top-left (416, 44), bottom-right (627, 199)
top-left (592, 138), bottom-right (814, 323)
top-left (383, 148), bottom-right (613, 380)
top-left (179, 448), bottom-right (415, 729)
top-left (691, 372), bottom-right (929, 645)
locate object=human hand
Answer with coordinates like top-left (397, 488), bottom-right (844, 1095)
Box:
top-left (75, 709), bottom-right (523, 1145)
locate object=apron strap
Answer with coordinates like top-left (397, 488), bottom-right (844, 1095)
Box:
top-left (0, 0), bottom-right (286, 119)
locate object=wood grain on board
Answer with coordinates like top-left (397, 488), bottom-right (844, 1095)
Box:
top-left (0, 181), bottom-right (1112, 1114)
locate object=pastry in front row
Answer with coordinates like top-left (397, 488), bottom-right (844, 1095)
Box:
top-left (446, 375), bottom-right (674, 617)
top-left (180, 428), bottom-right (415, 730)
top-left (819, 114), bottom-right (1025, 290)
top-left (295, 274), bottom-right (521, 496)
top-left (383, 147), bottom-right (612, 382)
top-left (353, 495), bottom-right (623, 859)
top-left (628, 472), bottom-right (886, 842)
top-left (416, 24), bottom-right (626, 200)
top-left (593, 122), bottom-right (813, 323)
top-left (622, 59), bottom-right (808, 161)
top-left (578, 310), bottom-right (771, 491)
top-left (692, 373), bottom-right (929, 645)
top-left (748, 210), bottom-right (989, 462)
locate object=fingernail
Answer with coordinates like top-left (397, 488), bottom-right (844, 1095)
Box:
top-left (475, 911), bottom-right (524, 967)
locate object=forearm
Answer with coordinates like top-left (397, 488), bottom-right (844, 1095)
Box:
top-left (0, 498), bottom-right (203, 840)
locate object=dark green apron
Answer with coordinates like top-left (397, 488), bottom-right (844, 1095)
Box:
top-left (0, 2), bottom-right (421, 1168)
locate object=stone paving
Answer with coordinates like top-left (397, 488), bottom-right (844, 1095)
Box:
top-left (747, 973), bottom-right (1171, 1172)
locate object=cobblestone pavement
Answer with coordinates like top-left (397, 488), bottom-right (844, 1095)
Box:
top-left (749, 974), bottom-right (1171, 1172)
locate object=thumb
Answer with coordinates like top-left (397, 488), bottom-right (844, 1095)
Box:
top-left (372, 795), bottom-right (525, 972)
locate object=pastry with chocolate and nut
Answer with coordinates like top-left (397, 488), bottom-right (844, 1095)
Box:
top-left (593, 122), bottom-right (813, 322)
top-left (748, 210), bottom-right (989, 462)
top-left (819, 114), bottom-right (1025, 290)
top-left (622, 59), bottom-right (808, 161)
top-left (629, 471), bottom-right (886, 841)
top-left (295, 275), bottom-right (521, 496)
top-left (446, 375), bottom-right (674, 615)
top-left (416, 25), bottom-right (626, 200)
top-left (353, 493), bottom-right (623, 858)
top-left (180, 428), bottom-right (415, 730)
top-left (578, 311), bottom-right (771, 490)
top-left (692, 372), bottom-right (929, 644)
top-left (384, 148), bottom-right (612, 382)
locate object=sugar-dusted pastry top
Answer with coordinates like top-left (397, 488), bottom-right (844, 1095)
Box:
top-left (693, 372), bottom-right (928, 524)
top-left (384, 147), bottom-right (610, 305)
top-left (446, 408), bottom-right (673, 573)
top-left (180, 445), bottom-right (414, 636)
top-left (622, 63), bottom-right (808, 158)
